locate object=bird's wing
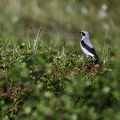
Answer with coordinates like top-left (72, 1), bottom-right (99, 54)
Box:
top-left (81, 40), bottom-right (99, 58)
top-left (84, 38), bottom-right (93, 48)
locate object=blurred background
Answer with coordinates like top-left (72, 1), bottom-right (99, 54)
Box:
top-left (0, 0), bottom-right (120, 58)
top-left (1, 1), bottom-right (120, 119)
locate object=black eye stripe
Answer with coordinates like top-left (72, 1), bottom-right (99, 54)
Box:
top-left (82, 32), bottom-right (85, 36)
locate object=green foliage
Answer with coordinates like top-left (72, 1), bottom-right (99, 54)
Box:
top-left (0, 42), bottom-right (120, 120)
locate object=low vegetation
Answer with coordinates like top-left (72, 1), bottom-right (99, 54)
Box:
top-left (0, 37), bottom-right (120, 120)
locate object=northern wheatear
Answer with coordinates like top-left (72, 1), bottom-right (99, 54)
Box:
top-left (80, 31), bottom-right (99, 63)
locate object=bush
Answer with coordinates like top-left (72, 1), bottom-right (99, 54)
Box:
top-left (0, 44), bottom-right (120, 120)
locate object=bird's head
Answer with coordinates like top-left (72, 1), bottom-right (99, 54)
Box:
top-left (80, 31), bottom-right (89, 39)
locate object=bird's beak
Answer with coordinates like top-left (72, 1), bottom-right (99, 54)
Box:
top-left (79, 31), bottom-right (82, 35)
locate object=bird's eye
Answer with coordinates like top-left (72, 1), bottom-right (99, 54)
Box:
top-left (82, 32), bottom-right (85, 36)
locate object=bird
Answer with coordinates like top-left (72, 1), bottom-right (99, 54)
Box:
top-left (80, 31), bottom-right (99, 64)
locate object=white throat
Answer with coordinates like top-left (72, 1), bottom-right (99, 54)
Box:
top-left (81, 36), bottom-right (85, 40)
top-left (81, 35), bottom-right (89, 40)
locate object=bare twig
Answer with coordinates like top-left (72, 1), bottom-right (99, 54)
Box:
top-left (33, 24), bottom-right (43, 53)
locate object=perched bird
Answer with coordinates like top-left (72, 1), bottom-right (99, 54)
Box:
top-left (80, 31), bottom-right (99, 64)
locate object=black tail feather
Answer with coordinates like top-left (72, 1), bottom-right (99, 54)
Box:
top-left (94, 55), bottom-right (100, 64)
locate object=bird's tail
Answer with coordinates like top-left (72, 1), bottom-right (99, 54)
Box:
top-left (94, 55), bottom-right (100, 64)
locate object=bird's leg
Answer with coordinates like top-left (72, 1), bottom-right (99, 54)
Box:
top-left (87, 56), bottom-right (93, 63)
top-left (86, 55), bottom-right (89, 58)
top-left (85, 55), bottom-right (90, 63)
top-left (90, 56), bottom-right (94, 63)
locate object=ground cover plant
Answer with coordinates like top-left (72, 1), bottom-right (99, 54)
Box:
top-left (0, 0), bottom-right (120, 120)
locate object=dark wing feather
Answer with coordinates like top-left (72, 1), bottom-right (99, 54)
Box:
top-left (81, 40), bottom-right (99, 59)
